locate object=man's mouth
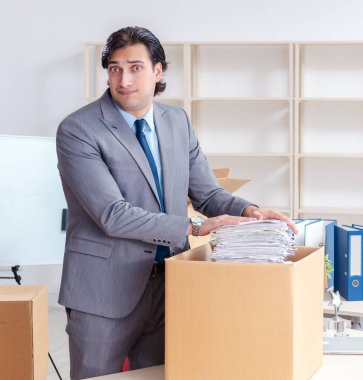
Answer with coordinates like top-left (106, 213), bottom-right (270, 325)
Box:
top-left (118, 90), bottom-right (137, 96)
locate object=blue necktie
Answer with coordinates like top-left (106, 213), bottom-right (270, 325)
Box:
top-left (135, 119), bottom-right (169, 263)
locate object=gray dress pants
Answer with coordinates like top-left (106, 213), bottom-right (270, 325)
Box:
top-left (65, 271), bottom-right (165, 380)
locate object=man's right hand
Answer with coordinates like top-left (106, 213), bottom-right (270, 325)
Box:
top-left (188, 214), bottom-right (257, 236)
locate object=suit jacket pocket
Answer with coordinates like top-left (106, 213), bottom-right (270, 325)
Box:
top-left (67, 236), bottom-right (113, 259)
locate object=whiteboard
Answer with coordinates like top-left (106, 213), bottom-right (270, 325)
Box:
top-left (0, 136), bottom-right (67, 265)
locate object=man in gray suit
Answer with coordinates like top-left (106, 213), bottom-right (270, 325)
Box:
top-left (57, 26), bottom-right (297, 379)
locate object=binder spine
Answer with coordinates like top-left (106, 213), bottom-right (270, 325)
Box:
top-left (347, 234), bottom-right (363, 301)
top-left (335, 226), bottom-right (363, 301)
top-left (334, 226), bottom-right (348, 298)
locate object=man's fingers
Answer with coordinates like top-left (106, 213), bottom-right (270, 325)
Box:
top-left (199, 215), bottom-right (258, 236)
top-left (199, 213), bottom-right (298, 237)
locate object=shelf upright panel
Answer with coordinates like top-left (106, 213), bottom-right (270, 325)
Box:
top-left (190, 43), bottom-right (200, 136)
top-left (288, 42), bottom-right (295, 216)
top-left (183, 43), bottom-right (192, 116)
top-left (84, 43), bottom-right (91, 103)
top-left (84, 42), bottom-right (106, 103)
top-left (293, 42), bottom-right (301, 219)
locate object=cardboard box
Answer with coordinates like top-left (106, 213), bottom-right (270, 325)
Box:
top-left (187, 168), bottom-right (250, 207)
top-left (165, 245), bottom-right (324, 380)
top-left (188, 168), bottom-right (250, 249)
top-left (0, 285), bottom-right (48, 380)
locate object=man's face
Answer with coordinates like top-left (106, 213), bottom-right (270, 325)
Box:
top-left (107, 43), bottom-right (162, 118)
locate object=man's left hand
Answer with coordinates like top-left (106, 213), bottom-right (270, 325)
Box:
top-left (242, 205), bottom-right (298, 234)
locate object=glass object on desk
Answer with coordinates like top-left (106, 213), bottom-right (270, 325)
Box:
top-left (325, 290), bottom-right (348, 337)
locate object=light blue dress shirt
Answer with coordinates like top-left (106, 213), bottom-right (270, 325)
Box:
top-left (114, 103), bottom-right (163, 195)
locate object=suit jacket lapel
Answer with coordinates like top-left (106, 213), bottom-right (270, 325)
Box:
top-left (154, 102), bottom-right (175, 214)
top-left (98, 90), bottom-right (160, 203)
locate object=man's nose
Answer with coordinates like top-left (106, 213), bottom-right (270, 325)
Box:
top-left (120, 71), bottom-right (132, 87)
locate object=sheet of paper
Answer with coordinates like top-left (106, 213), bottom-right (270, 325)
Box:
top-left (210, 220), bottom-right (295, 263)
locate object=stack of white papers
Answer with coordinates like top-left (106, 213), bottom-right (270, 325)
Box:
top-left (210, 219), bottom-right (295, 263)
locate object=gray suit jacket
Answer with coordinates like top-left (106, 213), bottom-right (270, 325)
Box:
top-left (57, 90), bottom-right (251, 318)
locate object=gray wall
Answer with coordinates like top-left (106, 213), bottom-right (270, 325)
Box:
top-left (1, 0), bottom-right (363, 137)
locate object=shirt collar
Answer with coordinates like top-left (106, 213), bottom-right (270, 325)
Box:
top-left (113, 102), bottom-right (154, 132)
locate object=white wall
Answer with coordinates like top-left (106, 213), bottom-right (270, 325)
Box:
top-left (1, 0), bottom-right (363, 137)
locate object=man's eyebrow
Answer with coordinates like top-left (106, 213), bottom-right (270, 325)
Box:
top-left (108, 60), bottom-right (145, 65)
top-left (128, 60), bottom-right (145, 64)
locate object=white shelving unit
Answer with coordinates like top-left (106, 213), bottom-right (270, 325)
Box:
top-left (295, 42), bottom-right (363, 225)
top-left (84, 41), bottom-right (363, 223)
top-left (189, 43), bottom-right (293, 215)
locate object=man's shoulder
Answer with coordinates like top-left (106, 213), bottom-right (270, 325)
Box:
top-left (61, 90), bottom-right (115, 124)
top-left (56, 94), bottom-right (110, 143)
top-left (62, 98), bottom-right (102, 124)
top-left (153, 101), bottom-right (186, 116)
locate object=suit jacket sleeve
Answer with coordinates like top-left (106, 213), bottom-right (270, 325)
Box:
top-left (185, 109), bottom-right (255, 217)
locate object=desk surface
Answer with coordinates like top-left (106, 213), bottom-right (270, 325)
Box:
top-left (323, 297), bottom-right (363, 318)
top-left (312, 355), bottom-right (363, 379)
top-left (86, 355), bottom-right (363, 379)
top-left (86, 366), bottom-right (163, 380)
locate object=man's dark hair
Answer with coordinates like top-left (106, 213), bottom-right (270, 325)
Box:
top-left (102, 26), bottom-right (168, 96)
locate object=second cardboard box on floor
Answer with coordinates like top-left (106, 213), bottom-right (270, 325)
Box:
top-left (0, 285), bottom-right (48, 380)
top-left (165, 244), bottom-right (324, 380)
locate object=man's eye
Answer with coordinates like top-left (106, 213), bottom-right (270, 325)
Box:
top-left (132, 65), bottom-right (142, 72)
top-left (109, 67), bottom-right (120, 74)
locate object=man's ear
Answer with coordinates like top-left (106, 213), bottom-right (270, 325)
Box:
top-left (154, 62), bottom-right (163, 82)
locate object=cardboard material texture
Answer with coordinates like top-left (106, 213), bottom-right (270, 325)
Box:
top-left (188, 168), bottom-right (250, 249)
top-left (165, 245), bottom-right (324, 380)
top-left (211, 168), bottom-right (231, 178)
top-left (0, 285), bottom-right (48, 380)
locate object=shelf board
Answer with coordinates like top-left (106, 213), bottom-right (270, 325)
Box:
top-left (261, 207), bottom-right (291, 213)
top-left (85, 96), bottom-right (97, 103)
top-left (85, 41), bottom-right (186, 47)
top-left (192, 97), bottom-right (290, 102)
top-left (86, 96), bottom-right (184, 103)
top-left (298, 97), bottom-right (363, 102)
top-left (156, 97), bottom-right (184, 102)
top-left (86, 41), bottom-right (363, 49)
top-left (87, 97), bottom-right (290, 103)
top-left (190, 41), bottom-right (291, 46)
top-left (298, 153), bottom-right (363, 159)
top-left (299, 208), bottom-right (363, 215)
top-left (205, 153), bottom-right (291, 158)
top-left (85, 42), bottom-right (104, 47)
top-left (298, 41), bottom-right (363, 46)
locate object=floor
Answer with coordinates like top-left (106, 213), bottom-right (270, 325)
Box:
top-left (48, 307), bottom-right (70, 380)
